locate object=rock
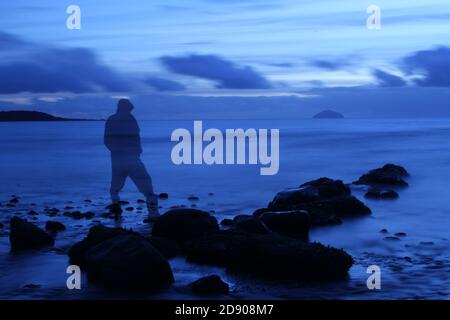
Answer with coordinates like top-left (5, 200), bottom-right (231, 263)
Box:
top-left (260, 211), bottom-right (310, 239)
top-left (313, 110), bottom-right (344, 119)
top-left (137, 199), bottom-right (146, 204)
top-left (354, 164), bottom-right (409, 187)
top-left (384, 236), bottom-right (401, 241)
top-left (0, 222), bottom-right (3, 228)
top-left (395, 232), bottom-right (407, 237)
top-left (267, 178), bottom-right (370, 226)
top-left (63, 211), bottom-right (94, 219)
top-left (232, 215), bottom-right (271, 234)
top-left (45, 221), bottom-right (66, 233)
top-left (84, 234), bottom-right (174, 292)
top-left (158, 193), bottom-right (169, 199)
top-left (9, 197), bottom-right (19, 204)
top-left (23, 284), bottom-right (41, 289)
top-left (220, 219), bottom-right (234, 227)
top-left (148, 236), bottom-right (182, 259)
top-left (125, 206), bottom-right (134, 211)
top-left (365, 189), bottom-right (399, 200)
top-left (105, 203), bottom-right (122, 215)
top-left (187, 195), bottom-right (199, 201)
top-left (69, 225), bottom-right (131, 266)
top-left (69, 225), bottom-right (174, 292)
top-left (379, 228), bottom-right (389, 234)
top-left (152, 208), bottom-right (219, 243)
top-left (186, 230), bottom-right (353, 281)
top-left (189, 275), bottom-right (229, 295)
top-left (9, 217), bottom-right (54, 250)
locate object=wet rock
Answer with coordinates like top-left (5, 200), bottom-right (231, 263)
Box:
top-left (158, 193), bottom-right (169, 199)
top-left (152, 208), bottom-right (219, 243)
top-left (118, 200), bottom-right (130, 205)
top-left (45, 221), bottom-right (66, 233)
top-left (186, 230), bottom-right (353, 281)
top-left (395, 232), bottom-right (407, 237)
top-left (365, 189), bottom-right (399, 200)
top-left (125, 206), bottom-right (134, 211)
top-left (189, 275), bottom-right (229, 295)
top-left (23, 284), bottom-right (41, 289)
top-left (384, 236), bottom-right (401, 241)
top-left (84, 234), bottom-right (174, 292)
top-left (105, 203), bottom-right (122, 215)
top-left (0, 222), bottom-right (4, 228)
top-left (27, 210), bottom-right (38, 216)
top-left (260, 210), bottom-right (310, 239)
top-left (420, 241), bottom-right (434, 246)
top-left (9, 217), bottom-right (54, 250)
top-left (6, 203), bottom-right (15, 207)
top-left (354, 164), bottom-right (409, 187)
top-left (137, 199), bottom-right (146, 204)
top-left (63, 211), bottom-right (94, 219)
top-left (220, 219), bottom-right (234, 227)
top-left (232, 215), bottom-right (270, 234)
top-left (84, 199), bottom-right (92, 203)
top-left (148, 236), bottom-right (182, 259)
top-left (187, 195), bottom-right (199, 201)
top-left (10, 197), bottom-right (19, 204)
top-left (69, 225), bottom-right (132, 265)
top-left (267, 178), bottom-right (370, 227)
top-left (379, 228), bottom-right (389, 234)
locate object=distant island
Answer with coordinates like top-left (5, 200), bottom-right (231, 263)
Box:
top-left (313, 110), bottom-right (344, 119)
top-left (0, 111), bottom-right (99, 122)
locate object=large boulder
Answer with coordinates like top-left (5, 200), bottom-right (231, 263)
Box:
top-left (186, 230), bottom-right (353, 281)
top-left (69, 224), bottom-right (130, 266)
top-left (353, 164), bottom-right (409, 187)
top-left (152, 208), bottom-right (219, 243)
top-left (9, 217), bottom-right (54, 250)
top-left (232, 215), bottom-right (271, 234)
top-left (260, 211), bottom-right (310, 239)
top-left (266, 177), bottom-right (370, 226)
top-left (69, 225), bottom-right (174, 292)
top-left (189, 275), bottom-right (229, 295)
top-left (83, 234), bottom-right (174, 292)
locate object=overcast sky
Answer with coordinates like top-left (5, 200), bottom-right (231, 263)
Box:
top-left (0, 0), bottom-right (449, 118)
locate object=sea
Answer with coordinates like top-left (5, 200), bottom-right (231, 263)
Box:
top-left (0, 119), bottom-right (449, 299)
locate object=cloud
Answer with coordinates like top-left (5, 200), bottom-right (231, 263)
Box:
top-left (160, 54), bottom-right (272, 89)
top-left (373, 69), bottom-right (406, 87)
top-left (144, 76), bottom-right (186, 92)
top-left (0, 32), bottom-right (129, 94)
top-left (311, 59), bottom-right (352, 71)
top-left (401, 46), bottom-right (450, 87)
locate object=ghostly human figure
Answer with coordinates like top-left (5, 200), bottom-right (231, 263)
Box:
top-left (104, 99), bottom-right (159, 218)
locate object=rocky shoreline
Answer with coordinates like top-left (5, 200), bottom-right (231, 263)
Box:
top-left (1, 163), bottom-right (411, 296)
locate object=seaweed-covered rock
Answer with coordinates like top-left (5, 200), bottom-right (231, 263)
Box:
top-left (152, 208), bottom-right (219, 243)
top-left (84, 234), bottom-right (173, 292)
top-left (189, 275), bottom-right (229, 295)
top-left (186, 230), bottom-right (353, 281)
top-left (266, 177), bottom-right (370, 226)
top-left (9, 217), bottom-right (54, 250)
top-left (354, 164), bottom-right (409, 187)
top-left (69, 225), bottom-right (173, 292)
top-left (260, 211), bottom-right (310, 239)
top-left (232, 215), bottom-right (270, 234)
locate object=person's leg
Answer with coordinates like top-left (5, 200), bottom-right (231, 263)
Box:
top-left (128, 156), bottom-right (159, 216)
top-left (110, 153), bottom-right (128, 204)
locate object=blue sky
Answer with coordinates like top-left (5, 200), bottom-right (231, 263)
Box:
top-left (0, 0), bottom-right (449, 118)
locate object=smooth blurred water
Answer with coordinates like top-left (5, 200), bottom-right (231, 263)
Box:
top-left (0, 119), bottom-right (449, 299)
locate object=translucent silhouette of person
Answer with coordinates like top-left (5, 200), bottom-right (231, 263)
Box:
top-left (104, 99), bottom-right (159, 218)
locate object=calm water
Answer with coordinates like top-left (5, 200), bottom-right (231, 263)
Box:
top-left (0, 119), bottom-right (449, 299)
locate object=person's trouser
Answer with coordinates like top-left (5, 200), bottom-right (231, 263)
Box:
top-left (110, 153), bottom-right (157, 206)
